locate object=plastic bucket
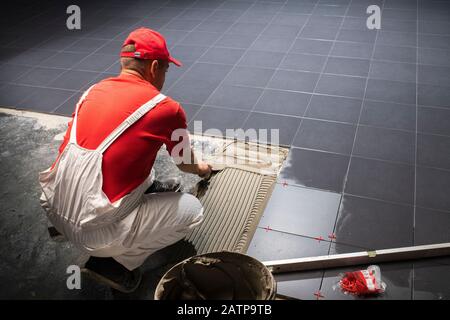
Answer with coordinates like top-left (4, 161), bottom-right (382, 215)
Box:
top-left (154, 251), bottom-right (276, 300)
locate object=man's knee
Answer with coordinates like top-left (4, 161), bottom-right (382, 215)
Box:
top-left (178, 193), bottom-right (203, 225)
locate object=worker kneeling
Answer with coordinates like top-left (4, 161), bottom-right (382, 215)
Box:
top-left (38, 28), bottom-right (211, 293)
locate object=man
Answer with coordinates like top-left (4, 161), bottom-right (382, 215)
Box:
top-left (39, 28), bottom-right (211, 293)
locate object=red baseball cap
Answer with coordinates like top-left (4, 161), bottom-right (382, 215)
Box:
top-left (120, 27), bottom-right (182, 66)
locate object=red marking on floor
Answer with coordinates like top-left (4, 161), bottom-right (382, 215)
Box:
top-left (263, 226), bottom-right (272, 232)
top-left (314, 291), bottom-right (324, 300)
top-left (281, 181), bottom-right (288, 187)
top-left (315, 236), bottom-right (324, 242)
top-left (328, 233), bottom-right (336, 240)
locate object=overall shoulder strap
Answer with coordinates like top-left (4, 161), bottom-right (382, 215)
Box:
top-left (97, 93), bottom-right (167, 154)
top-left (69, 85), bottom-right (96, 145)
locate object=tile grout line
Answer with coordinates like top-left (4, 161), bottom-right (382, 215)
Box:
top-left (171, 0), bottom-right (293, 133)
top-left (288, 0), bottom-right (356, 149)
top-left (339, 0), bottom-right (386, 198)
top-left (51, 0), bottom-right (202, 113)
top-left (237, 0), bottom-right (323, 131)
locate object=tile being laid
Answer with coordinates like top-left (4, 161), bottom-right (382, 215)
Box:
top-left (257, 184), bottom-right (341, 239)
top-left (247, 228), bottom-right (330, 262)
top-left (332, 195), bottom-right (414, 251)
top-left (275, 271), bottom-right (323, 301)
top-left (278, 148), bottom-right (350, 193)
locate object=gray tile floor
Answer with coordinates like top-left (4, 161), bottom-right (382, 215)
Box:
top-left (2, 0), bottom-right (450, 300)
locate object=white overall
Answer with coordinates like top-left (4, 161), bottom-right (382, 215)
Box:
top-left (39, 87), bottom-right (204, 270)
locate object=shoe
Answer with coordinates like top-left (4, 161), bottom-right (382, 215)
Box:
top-left (81, 257), bottom-right (142, 293)
top-left (145, 178), bottom-right (181, 194)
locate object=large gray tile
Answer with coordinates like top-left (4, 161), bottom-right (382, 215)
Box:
top-left (334, 195), bottom-right (414, 250)
top-left (0, 64), bottom-right (32, 83)
top-left (419, 34), bottom-right (450, 50)
top-left (299, 25), bottom-right (339, 41)
top-left (419, 20), bottom-right (450, 35)
top-left (48, 70), bottom-right (99, 90)
top-left (418, 133), bottom-right (450, 170)
top-left (190, 106), bottom-right (248, 136)
top-left (238, 50), bottom-right (285, 69)
top-left (223, 66), bottom-right (275, 87)
top-left (293, 119), bottom-right (356, 155)
top-left (242, 112), bottom-right (301, 146)
top-left (325, 57), bottom-right (370, 77)
top-left (39, 52), bottom-right (86, 69)
top-left (261, 24), bottom-right (301, 39)
top-left (280, 53), bottom-right (327, 73)
top-left (13, 67), bottom-right (65, 86)
top-left (419, 65), bottom-right (450, 87)
top-left (345, 157), bottom-right (415, 204)
top-left (354, 126), bottom-right (415, 164)
top-left (206, 85), bottom-right (263, 110)
top-left (419, 48), bottom-right (450, 67)
top-left (370, 61), bottom-right (416, 83)
top-left (169, 45), bottom-right (209, 63)
top-left (258, 184), bottom-right (341, 239)
top-left (316, 74), bottom-right (366, 98)
top-left (179, 32), bottom-right (222, 46)
top-left (330, 42), bottom-right (373, 59)
top-left (416, 166), bottom-right (450, 212)
top-left (72, 54), bottom-right (117, 72)
top-left (414, 257), bottom-right (450, 300)
top-left (290, 38), bottom-right (333, 55)
top-left (321, 261), bottom-right (413, 300)
top-left (279, 148), bottom-right (350, 193)
top-left (366, 79), bottom-right (416, 104)
top-left (254, 89), bottom-right (311, 117)
top-left (18, 87), bottom-right (75, 112)
top-left (227, 22), bottom-right (266, 36)
top-left (418, 106), bottom-right (450, 136)
top-left (198, 47), bottom-right (245, 65)
top-left (268, 70), bottom-right (320, 93)
top-left (337, 29), bottom-right (377, 43)
top-left (64, 38), bottom-right (108, 53)
top-left (360, 100), bottom-right (416, 131)
top-left (418, 84), bottom-right (450, 108)
top-left (215, 33), bottom-right (258, 49)
top-left (274, 271), bottom-right (323, 301)
top-left (415, 207), bottom-right (450, 245)
top-left (0, 84), bottom-right (38, 108)
top-left (306, 95), bottom-right (362, 124)
top-left (250, 36), bottom-right (295, 53)
top-left (373, 44), bottom-right (417, 63)
top-left (377, 31), bottom-right (417, 47)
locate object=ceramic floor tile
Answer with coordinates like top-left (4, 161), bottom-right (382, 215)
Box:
top-left (334, 195), bottom-right (414, 250)
top-left (370, 61), bottom-right (416, 83)
top-left (330, 42), bottom-right (373, 60)
top-left (223, 66), bottom-right (275, 87)
top-left (279, 148), bottom-right (350, 193)
top-left (415, 207), bottom-right (450, 245)
top-left (293, 119), bottom-right (356, 155)
top-left (280, 53), bottom-right (327, 73)
top-left (360, 100), bottom-right (416, 131)
top-left (316, 74), bottom-right (366, 99)
top-left (274, 271), bottom-right (323, 300)
top-left (198, 47), bottom-right (245, 65)
top-left (337, 29), bottom-right (377, 43)
top-left (305, 95), bottom-right (362, 124)
top-left (373, 44), bottom-right (417, 63)
top-left (419, 48), bottom-right (450, 67)
top-left (179, 32), bottom-right (222, 47)
top-left (72, 54), bottom-right (118, 72)
top-left (377, 31), bottom-right (417, 47)
top-left (345, 157), bottom-right (415, 205)
top-left (418, 106), bottom-right (450, 136)
top-left (48, 70), bottom-right (100, 91)
top-left (419, 65), bottom-right (450, 87)
top-left (353, 125), bottom-right (415, 164)
top-left (268, 70), bottom-right (320, 93)
top-left (215, 34), bottom-right (258, 49)
top-left (242, 112), bottom-right (301, 146)
top-left (190, 106), bottom-right (248, 136)
top-left (366, 79), bottom-right (416, 105)
top-left (258, 183), bottom-right (341, 239)
top-left (0, 84), bottom-right (39, 108)
top-left (418, 34), bottom-right (450, 50)
top-left (416, 166), bottom-right (450, 212)
top-left (39, 52), bottom-right (86, 69)
top-left (18, 87), bottom-right (75, 113)
top-left (414, 257), bottom-right (450, 300)
top-left (418, 84), bottom-right (450, 108)
top-left (247, 228), bottom-right (330, 262)
top-left (254, 89), bottom-right (311, 117)
top-left (290, 38), bottom-right (333, 55)
top-left (206, 85), bottom-right (263, 111)
top-left (250, 36), bottom-right (295, 53)
top-left (324, 57), bottom-right (371, 77)
top-left (417, 133), bottom-right (450, 170)
top-left (299, 25), bottom-right (339, 41)
top-left (13, 67), bottom-right (65, 86)
top-left (238, 50), bottom-right (285, 69)
top-left (0, 64), bottom-right (32, 83)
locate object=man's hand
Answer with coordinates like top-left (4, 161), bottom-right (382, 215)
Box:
top-left (197, 162), bottom-right (212, 179)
